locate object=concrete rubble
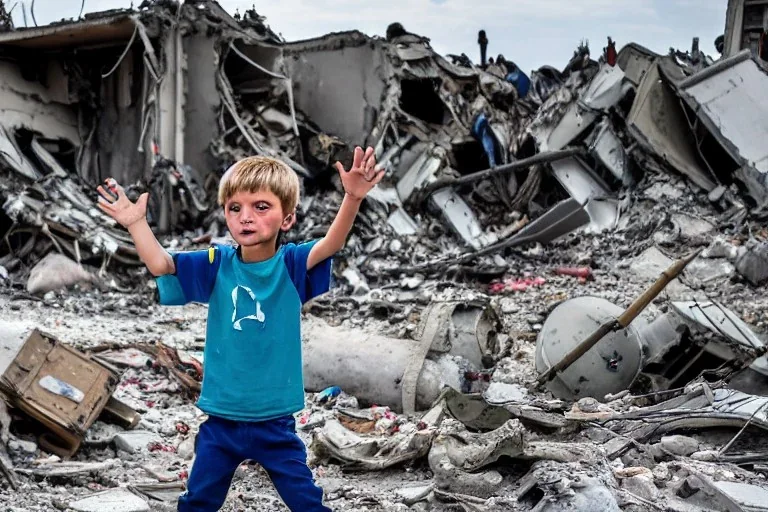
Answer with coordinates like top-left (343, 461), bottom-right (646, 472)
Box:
top-left (2, 0), bottom-right (768, 510)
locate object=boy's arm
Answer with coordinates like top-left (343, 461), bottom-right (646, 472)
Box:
top-left (96, 180), bottom-right (218, 304)
top-left (96, 181), bottom-right (174, 276)
top-left (127, 219), bottom-right (175, 276)
top-left (306, 194), bottom-right (362, 270)
top-left (307, 146), bottom-right (384, 270)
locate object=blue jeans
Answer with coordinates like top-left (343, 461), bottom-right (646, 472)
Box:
top-left (177, 414), bottom-right (331, 511)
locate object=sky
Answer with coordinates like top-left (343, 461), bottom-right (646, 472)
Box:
top-left (8, 0), bottom-right (728, 73)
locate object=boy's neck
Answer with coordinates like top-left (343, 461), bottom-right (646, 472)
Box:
top-left (240, 240), bottom-right (278, 263)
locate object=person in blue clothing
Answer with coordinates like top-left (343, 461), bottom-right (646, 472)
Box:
top-left (95, 147), bottom-right (385, 511)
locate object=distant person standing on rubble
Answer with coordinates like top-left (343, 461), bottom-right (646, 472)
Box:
top-left (94, 148), bottom-right (385, 511)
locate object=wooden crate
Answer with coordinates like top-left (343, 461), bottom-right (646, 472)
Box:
top-left (0, 329), bottom-right (119, 458)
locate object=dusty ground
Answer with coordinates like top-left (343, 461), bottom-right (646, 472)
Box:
top-left (0, 287), bottom-right (437, 511)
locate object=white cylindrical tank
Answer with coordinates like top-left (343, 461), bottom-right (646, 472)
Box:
top-left (535, 296), bottom-right (644, 401)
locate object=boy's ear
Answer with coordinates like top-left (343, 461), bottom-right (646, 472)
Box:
top-left (280, 212), bottom-right (296, 231)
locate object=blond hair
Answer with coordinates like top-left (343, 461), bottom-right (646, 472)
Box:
top-left (217, 156), bottom-right (300, 213)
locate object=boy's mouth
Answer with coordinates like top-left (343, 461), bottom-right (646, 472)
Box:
top-left (240, 229), bottom-right (256, 236)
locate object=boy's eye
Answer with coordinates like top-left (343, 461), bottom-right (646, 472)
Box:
top-left (256, 203), bottom-right (269, 211)
top-left (228, 204), bottom-right (240, 212)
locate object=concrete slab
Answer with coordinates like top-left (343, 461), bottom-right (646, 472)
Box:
top-left (113, 431), bottom-right (162, 454)
top-left (69, 488), bottom-right (150, 512)
top-left (0, 319), bottom-right (33, 375)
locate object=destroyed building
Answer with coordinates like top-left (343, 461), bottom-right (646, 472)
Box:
top-left (2, 1), bottom-right (768, 511)
top-left (2, 0), bottom-right (768, 281)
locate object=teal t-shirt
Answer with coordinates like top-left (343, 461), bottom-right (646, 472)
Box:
top-left (155, 241), bottom-right (332, 421)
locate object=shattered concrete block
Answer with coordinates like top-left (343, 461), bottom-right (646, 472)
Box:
top-left (669, 213), bottom-right (715, 240)
top-left (690, 450), bottom-right (719, 462)
top-left (483, 382), bottom-right (528, 403)
top-left (713, 481), bottom-right (768, 511)
top-left (15, 459), bottom-right (119, 478)
top-left (68, 488), bottom-right (150, 512)
top-left (621, 448), bottom-right (656, 470)
top-left (7, 438), bottom-right (37, 456)
top-left (26, 253), bottom-right (94, 295)
top-left (629, 247), bottom-right (692, 299)
top-left (431, 457), bottom-right (503, 499)
top-left (660, 435), bottom-right (699, 457)
top-left (676, 475), bottom-right (703, 499)
top-left (735, 241), bottom-right (768, 286)
top-left (340, 266), bottom-right (370, 295)
top-left (520, 463), bottom-right (622, 512)
top-left (310, 418), bottom-right (434, 470)
top-left (701, 237), bottom-right (741, 260)
top-left (650, 443), bottom-right (668, 461)
top-left (683, 258), bottom-right (735, 285)
top-left (652, 463), bottom-right (671, 484)
top-left (429, 419), bottom-right (525, 472)
top-left (395, 484), bottom-right (434, 506)
top-left (114, 430), bottom-right (163, 454)
top-left (176, 436), bottom-right (195, 460)
top-left (621, 474), bottom-right (660, 502)
top-left (644, 181), bottom-right (686, 201)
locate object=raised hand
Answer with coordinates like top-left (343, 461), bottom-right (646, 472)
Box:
top-left (333, 146), bottom-right (385, 201)
top-left (96, 179), bottom-right (149, 229)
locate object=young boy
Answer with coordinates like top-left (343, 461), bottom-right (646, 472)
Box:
top-left (96, 147), bottom-right (384, 511)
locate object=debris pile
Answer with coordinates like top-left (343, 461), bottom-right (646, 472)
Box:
top-left (2, 0), bottom-right (768, 510)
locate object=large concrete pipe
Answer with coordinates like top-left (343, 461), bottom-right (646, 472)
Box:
top-left (302, 301), bottom-right (500, 413)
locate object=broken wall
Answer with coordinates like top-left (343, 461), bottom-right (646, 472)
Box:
top-left (723, 0), bottom-right (768, 60)
top-left (625, 58), bottom-right (717, 193)
top-left (157, 28), bottom-right (185, 169)
top-left (0, 14), bottom-right (158, 187)
top-left (282, 33), bottom-right (389, 146)
top-left (0, 60), bottom-right (79, 144)
top-left (83, 47), bottom-right (153, 186)
top-left (183, 34), bottom-right (221, 181)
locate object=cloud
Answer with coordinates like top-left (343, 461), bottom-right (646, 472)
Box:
top-left (222, 0), bottom-right (660, 30)
top-left (9, 0), bottom-right (724, 73)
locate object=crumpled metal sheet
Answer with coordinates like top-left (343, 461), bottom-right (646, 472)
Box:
top-left (587, 119), bottom-right (629, 183)
top-left (549, 157), bottom-right (620, 233)
top-left (310, 418), bottom-right (436, 470)
top-left (0, 172), bottom-right (137, 263)
top-left (674, 50), bottom-right (768, 208)
top-left (431, 188), bottom-right (496, 250)
top-left (517, 460), bottom-right (621, 512)
top-left (0, 125), bottom-right (41, 181)
top-left (671, 300), bottom-right (765, 352)
top-left (528, 63), bottom-right (626, 152)
top-left (589, 386), bottom-right (768, 458)
top-left (442, 388), bottom-right (568, 430)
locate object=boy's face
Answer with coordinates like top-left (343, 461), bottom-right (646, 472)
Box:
top-left (223, 189), bottom-right (295, 247)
